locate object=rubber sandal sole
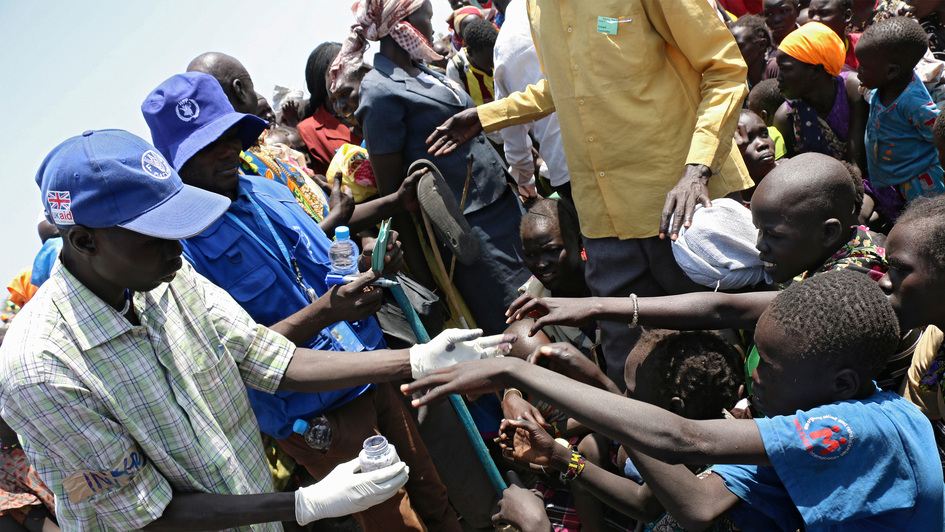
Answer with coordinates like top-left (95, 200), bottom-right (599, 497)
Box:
top-left (411, 159), bottom-right (481, 265)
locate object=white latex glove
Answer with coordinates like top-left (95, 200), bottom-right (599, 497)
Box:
top-left (295, 458), bottom-right (409, 525)
top-left (409, 328), bottom-right (515, 378)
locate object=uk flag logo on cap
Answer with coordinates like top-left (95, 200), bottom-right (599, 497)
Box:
top-left (47, 190), bottom-right (75, 225)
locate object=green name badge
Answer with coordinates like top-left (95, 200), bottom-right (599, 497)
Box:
top-left (597, 16), bottom-right (618, 35)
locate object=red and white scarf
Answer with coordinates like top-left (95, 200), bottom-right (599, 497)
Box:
top-left (330, 0), bottom-right (443, 92)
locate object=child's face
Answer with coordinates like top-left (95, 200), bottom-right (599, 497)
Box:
top-left (521, 218), bottom-right (582, 293)
top-left (736, 113), bottom-right (777, 179)
top-left (467, 46), bottom-right (494, 75)
top-left (751, 191), bottom-right (830, 283)
top-left (763, 0), bottom-right (799, 40)
top-left (879, 221), bottom-right (945, 331)
top-left (807, 0), bottom-right (851, 37)
top-left (751, 313), bottom-right (839, 416)
top-left (731, 27), bottom-right (767, 69)
top-left (854, 47), bottom-right (892, 92)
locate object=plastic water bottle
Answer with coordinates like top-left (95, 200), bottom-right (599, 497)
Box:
top-left (329, 226), bottom-right (359, 275)
top-left (359, 435), bottom-right (400, 472)
top-left (292, 416), bottom-right (332, 451)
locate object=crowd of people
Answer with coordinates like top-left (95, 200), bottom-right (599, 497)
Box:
top-left (1, 0), bottom-right (944, 531)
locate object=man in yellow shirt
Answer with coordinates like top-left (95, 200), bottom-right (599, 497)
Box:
top-left (428, 0), bottom-right (753, 385)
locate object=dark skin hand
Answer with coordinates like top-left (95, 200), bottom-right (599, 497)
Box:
top-left (358, 229), bottom-right (405, 274)
top-left (425, 108), bottom-right (483, 157)
top-left (500, 419), bottom-right (665, 523)
top-left (660, 164), bottom-right (712, 241)
top-left (501, 391), bottom-right (550, 430)
top-left (268, 270), bottom-right (384, 345)
top-left (318, 175), bottom-right (355, 239)
top-left (491, 471), bottom-right (552, 532)
top-left (527, 344), bottom-right (620, 395)
top-left (280, 100), bottom-right (301, 128)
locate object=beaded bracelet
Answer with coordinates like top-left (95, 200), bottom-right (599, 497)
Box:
top-left (560, 449), bottom-right (586, 483)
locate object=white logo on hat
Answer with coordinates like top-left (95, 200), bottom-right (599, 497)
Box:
top-left (141, 150), bottom-right (171, 180)
top-left (176, 98), bottom-right (200, 122)
top-left (47, 190), bottom-right (75, 226)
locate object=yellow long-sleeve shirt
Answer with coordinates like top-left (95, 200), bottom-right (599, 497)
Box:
top-left (478, 0), bottom-right (753, 239)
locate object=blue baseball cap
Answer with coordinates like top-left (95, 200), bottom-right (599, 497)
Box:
top-left (141, 71), bottom-right (267, 170)
top-left (35, 129), bottom-right (231, 239)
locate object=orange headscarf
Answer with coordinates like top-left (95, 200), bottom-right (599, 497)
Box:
top-left (779, 21), bottom-right (845, 77)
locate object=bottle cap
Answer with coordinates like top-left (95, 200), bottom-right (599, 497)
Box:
top-left (292, 419), bottom-right (308, 435)
top-left (335, 226), bottom-right (350, 240)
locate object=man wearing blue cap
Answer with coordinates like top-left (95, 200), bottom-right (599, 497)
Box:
top-left (0, 129), bottom-right (510, 531)
top-left (141, 72), bottom-right (468, 532)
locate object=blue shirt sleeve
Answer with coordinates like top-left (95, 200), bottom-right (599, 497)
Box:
top-left (710, 464), bottom-right (802, 532)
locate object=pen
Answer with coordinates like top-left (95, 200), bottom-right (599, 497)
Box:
top-left (325, 274), bottom-right (400, 288)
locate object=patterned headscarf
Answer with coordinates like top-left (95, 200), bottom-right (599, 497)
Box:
top-left (779, 21), bottom-right (845, 77)
top-left (330, 0), bottom-right (443, 92)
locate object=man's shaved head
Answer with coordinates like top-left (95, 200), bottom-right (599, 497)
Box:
top-left (187, 52), bottom-right (258, 114)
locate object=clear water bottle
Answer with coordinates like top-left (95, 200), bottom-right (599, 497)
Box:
top-left (359, 435), bottom-right (400, 472)
top-left (293, 416), bottom-right (332, 451)
top-left (329, 226), bottom-right (359, 275)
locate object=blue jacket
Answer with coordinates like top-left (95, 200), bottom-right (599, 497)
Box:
top-left (183, 174), bottom-right (381, 438)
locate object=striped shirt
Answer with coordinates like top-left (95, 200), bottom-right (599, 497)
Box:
top-left (0, 259), bottom-right (294, 531)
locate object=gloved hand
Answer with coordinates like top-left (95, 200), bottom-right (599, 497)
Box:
top-left (295, 458), bottom-right (409, 525)
top-left (409, 328), bottom-right (516, 378)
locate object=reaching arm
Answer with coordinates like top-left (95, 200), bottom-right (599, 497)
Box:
top-left (426, 79), bottom-right (556, 157)
top-left (404, 357), bottom-right (768, 466)
top-left (505, 291), bottom-right (776, 337)
top-left (279, 346), bottom-right (412, 393)
top-left (621, 447), bottom-right (742, 531)
top-left (280, 328), bottom-right (516, 392)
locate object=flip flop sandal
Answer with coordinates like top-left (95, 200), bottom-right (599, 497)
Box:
top-left (411, 159), bottom-right (481, 265)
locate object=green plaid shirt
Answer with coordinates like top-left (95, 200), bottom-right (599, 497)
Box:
top-left (0, 260), bottom-right (294, 531)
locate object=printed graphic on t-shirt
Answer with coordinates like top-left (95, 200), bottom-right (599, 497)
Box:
top-left (793, 415), bottom-right (853, 460)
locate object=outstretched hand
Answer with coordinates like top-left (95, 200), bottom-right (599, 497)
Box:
top-left (505, 294), bottom-right (598, 336)
top-left (528, 344), bottom-right (618, 393)
top-left (408, 329), bottom-right (517, 379)
top-left (401, 356), bottom-right (520, 406)
top-left (425, 108), bottom-right (483, 157)
top-left (659, 163), bottom-right (712, 241)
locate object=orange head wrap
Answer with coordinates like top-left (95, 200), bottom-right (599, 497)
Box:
top-left (779, 21), bottom-right (845, 77)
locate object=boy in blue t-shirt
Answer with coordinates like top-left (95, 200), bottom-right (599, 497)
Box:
top-left (858, 16), bottom-right (945, 205)
top-left (404, 270), bottom-right (945, 531)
